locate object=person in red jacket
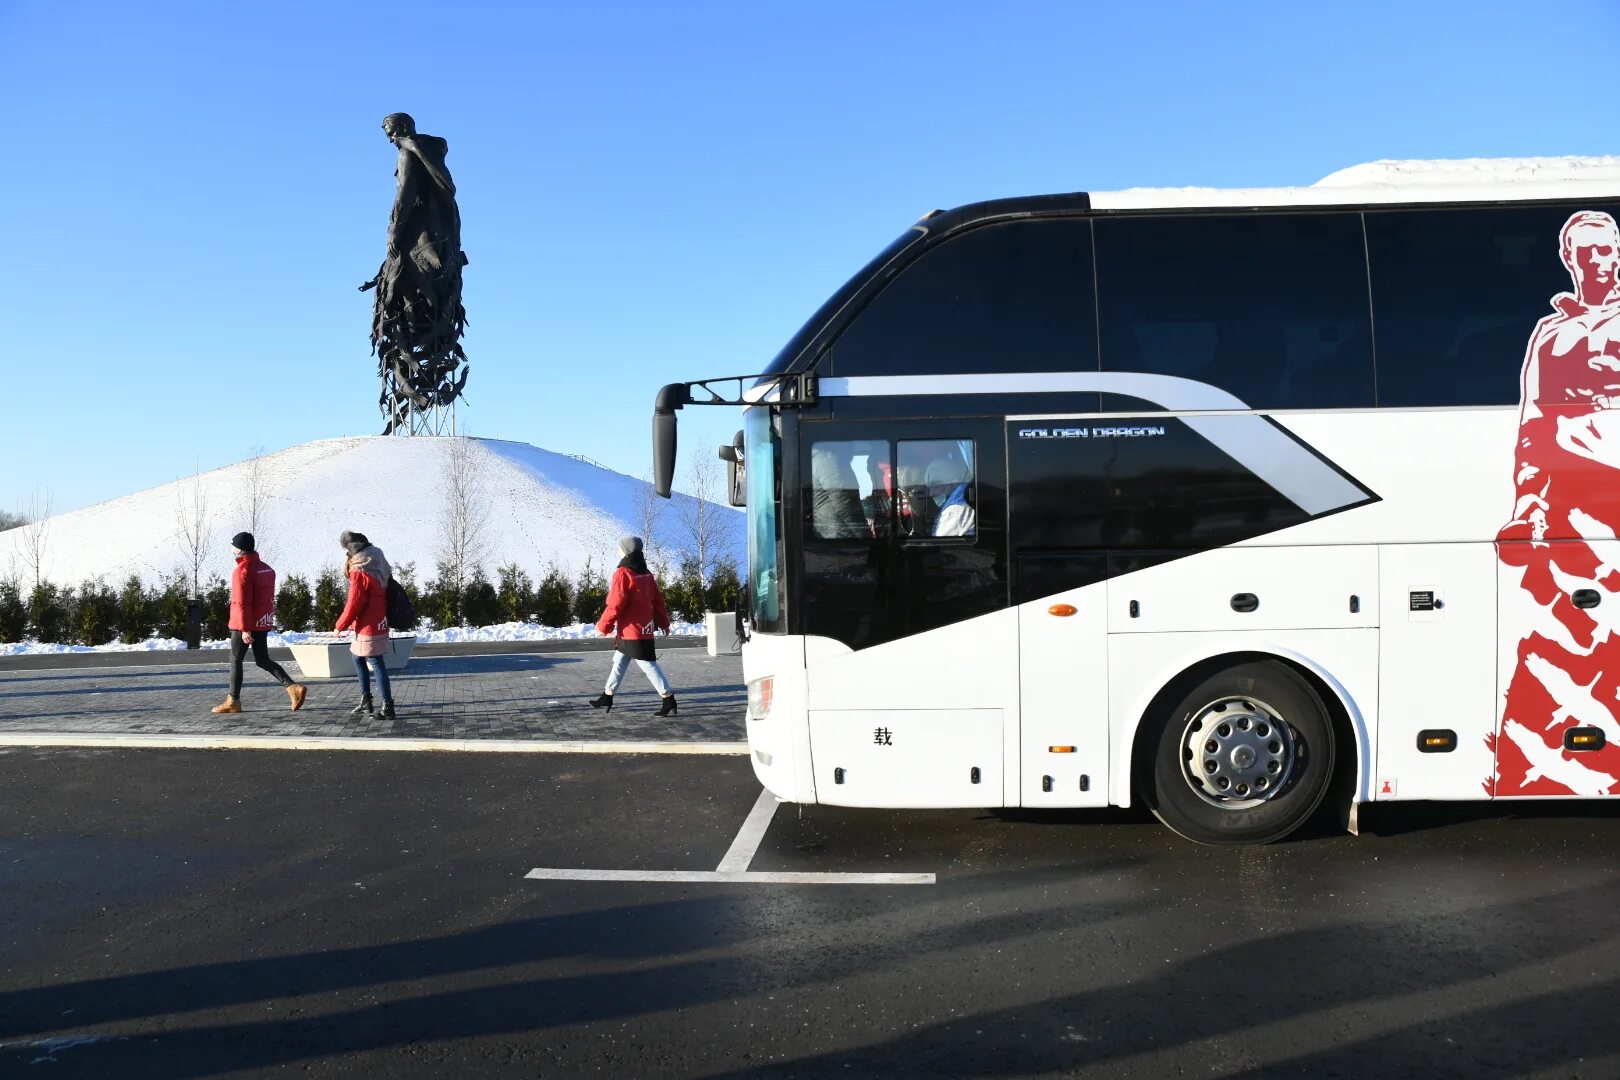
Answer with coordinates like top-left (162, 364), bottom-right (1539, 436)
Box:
top-left (211, 532), bottom-right (306, 714)
top-left (333, 530), bottom-right (397, 720)
top-left (588, 536), bottom-right (676, 715)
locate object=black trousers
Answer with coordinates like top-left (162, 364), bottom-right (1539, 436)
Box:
top-left (230, 630), bottom-right (294, 698)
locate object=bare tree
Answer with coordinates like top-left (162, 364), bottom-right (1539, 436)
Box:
top-left (174, 471), bottom-right (212, 599)
top-left (675, 445), bottom-right (738, 580)
top-left (17, 489), bottom-right (52, 592)
top-left (242, 444), bottom-right (271, 544)
top-left (636, 470), bottom-right (666, 568)
top-left (0, 508), bottom-right (25, 532)
top-left (437, 436), bottom-right (490, 603)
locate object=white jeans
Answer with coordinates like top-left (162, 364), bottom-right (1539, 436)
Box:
top-left (605, 650), bottom-right (672, 696)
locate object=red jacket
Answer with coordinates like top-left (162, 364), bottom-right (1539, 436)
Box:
top-left (335, 570), bottom-right (389, 637)
top-left (230, 553), bottom-right (277, 633)
top-left (596, 566), bottom-right (670, 640)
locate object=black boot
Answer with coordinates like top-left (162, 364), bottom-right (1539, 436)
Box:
top-left (350, 697), bottom-right (374, 718)
top-left (656, 694), bottom-right (678, 717)
top-left (379, 701), bottom-right (396, 721)
top-left (588, 692), bottom-right (614, 712)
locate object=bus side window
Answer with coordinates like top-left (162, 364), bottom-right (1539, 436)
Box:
top-left (1094, 212), bottom-right (1374, 410)
top-left (1366, 204), bottom-right (1619, 407)
top-left (808, 440), bottom-right (891, 539)
top-left (897, 439), bottom-right (976, 538)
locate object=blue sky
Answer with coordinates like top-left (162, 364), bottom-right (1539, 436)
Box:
top-left (3, 0), bottom-right (1617, 513)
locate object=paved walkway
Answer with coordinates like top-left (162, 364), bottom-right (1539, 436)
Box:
top-left (0, 647), bottom-right (745, 744)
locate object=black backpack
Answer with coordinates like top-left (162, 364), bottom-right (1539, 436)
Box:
top-left (385, 578), bottom-right (417, 631)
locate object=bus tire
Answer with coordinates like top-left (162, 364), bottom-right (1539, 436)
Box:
top-left (1147, 660), bottom-right (1335, 845)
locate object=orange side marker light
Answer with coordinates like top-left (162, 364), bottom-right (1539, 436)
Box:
top-left (1048, 604), bottom-right (1078, 617)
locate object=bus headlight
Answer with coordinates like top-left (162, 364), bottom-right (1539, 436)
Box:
top-left (747, 677), bottom-right (774, 720)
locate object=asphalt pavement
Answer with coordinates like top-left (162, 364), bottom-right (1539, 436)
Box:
top-left (4, 747), bottom-right (1620, 1078)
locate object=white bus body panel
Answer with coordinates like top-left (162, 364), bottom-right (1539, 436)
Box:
top-left (804, 610), bottom-right (1021, 805)
top-left (742, 632), bottom-right (815, 804)
top-left (1107, 628), bottom-right (1379, 808)
top-left (1375, 543), bottom-right (1498, 800)
top-left (1267, 410), bottom-right (1515, 546)
top-left (808, 709), bottom-right (1003, 807)
top-left (1018, 580), bottom-right (1110, 806)
top-left (1106, 546), bottom-right (1379, 635)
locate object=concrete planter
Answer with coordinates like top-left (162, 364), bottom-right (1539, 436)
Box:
top-left (286, 634), bottom-right (417, 679)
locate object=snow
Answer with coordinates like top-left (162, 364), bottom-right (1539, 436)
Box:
top-left (0, 619), bottom-right (708, 656)
top-left (1090, 154), bottom-right (1620, 211)
top-left (0, 436), bottom-right (741, 589)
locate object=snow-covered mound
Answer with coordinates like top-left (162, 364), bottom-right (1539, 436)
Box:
top-left (0, 436), bottom-right (741, 588)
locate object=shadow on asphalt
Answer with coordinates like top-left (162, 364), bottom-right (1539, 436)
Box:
top-left (3, 873), bottom-right (1619, 1077)
top-left (1361, 798), bottom-right (1620, 837)
top-left (388, 654), bottom-right (585, 677)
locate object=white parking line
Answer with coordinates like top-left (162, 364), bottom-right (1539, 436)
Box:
top-left (716, 788), bottom-right (779, 872)
top-left (523, 868), bottom-right (935, 884)
top-left (525, 785), bottom-right (937, 886)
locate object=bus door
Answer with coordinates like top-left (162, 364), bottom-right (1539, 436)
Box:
top-left (1007, 420), bottom-right (1111, 807)
top-left (797, 419), bottom-right (1012, 807)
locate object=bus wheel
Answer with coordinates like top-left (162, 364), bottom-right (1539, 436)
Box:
top-left (1148, 661), bottom-right (1336, 845)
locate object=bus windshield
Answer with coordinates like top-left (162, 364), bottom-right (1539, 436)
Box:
top-left (744, 406), bottom-right (783, 632)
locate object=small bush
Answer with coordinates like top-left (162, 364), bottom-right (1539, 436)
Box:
top-left (276, 574), bottom-right (313, 633)
top-left (572, 558), bottom-right (608, 626)
top-left (534, 561), bottom-right (573, 627)
top-left (313, 567), bottom-right (346, 630)
top-left (663, 555), bottom-right (707, 623)
top-left (116, 574), bottom-right (149, 644)
top-left (202, 574), bottom-right (231, 640)
top-left (74, 579), bottom-right (119, 646)
top-left (419, 561), bottom-right (459, 629)
top-left (27, 582), bottom-right (70, 643)
top-left (461, 565), bottom-right (501, 627)
top-left (705, 556), bottom-right (743, 617)
top-left (153, 573), bottom-right (190, 640)
top-left (496, 562), bottom-right (534, 623)
top-left (0, 577), bottom-right (27, 642)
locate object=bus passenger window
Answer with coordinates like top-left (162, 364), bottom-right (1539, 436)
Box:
top-left (808, 441), bottom-right (890, 539)
top-left (1095, 212), bottom-right (1374, 410)
top-left (898, 440), bottom-right (976, 538)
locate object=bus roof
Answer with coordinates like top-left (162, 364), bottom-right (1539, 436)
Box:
top-left (1088, 155), bottom-right (1620, 210)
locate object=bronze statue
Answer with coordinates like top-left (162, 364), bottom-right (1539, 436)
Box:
top-left (360, 112), bottom-right (470, 435)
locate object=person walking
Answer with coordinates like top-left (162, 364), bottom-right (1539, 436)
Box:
top-left (333, 530), bottom-right (397, 720)
top-left (588, 536), bottom-right (677, 715)
top-left (212, 532), bottom-right (306, 714)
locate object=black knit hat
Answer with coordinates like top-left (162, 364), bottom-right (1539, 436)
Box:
top-left (231, 531), bottom-right (255, 553)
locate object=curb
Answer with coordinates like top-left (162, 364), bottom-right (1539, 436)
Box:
top-left (0, 734), bottom-right (750, 755)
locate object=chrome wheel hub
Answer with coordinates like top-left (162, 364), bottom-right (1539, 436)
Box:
top-left (1181, 696), bottom-right (1297, 809)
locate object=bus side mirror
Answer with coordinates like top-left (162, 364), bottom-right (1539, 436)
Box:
top-left (652, 383), bottom-right (691, 498)
top-left (718, 429), bottom-right (746, 507)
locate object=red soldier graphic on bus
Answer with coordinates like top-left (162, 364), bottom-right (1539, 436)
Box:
top-left (1496, 210), bottom-right (1620, 795)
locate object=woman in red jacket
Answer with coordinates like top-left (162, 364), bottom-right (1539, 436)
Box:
top-left (333, 530), bottom-right (397, 720)
top-left (211, 531), bottom-right (306, 714)
top-left (588, 536), bottom-right (676, 715)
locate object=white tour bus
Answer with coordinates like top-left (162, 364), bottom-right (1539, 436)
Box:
top-left (653, 157), bottom-right (1620, 844)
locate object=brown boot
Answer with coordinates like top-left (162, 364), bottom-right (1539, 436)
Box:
top-left (211, 695), bottom-right (242, 715)
top-left (287, 683), bottom-right (307, 712)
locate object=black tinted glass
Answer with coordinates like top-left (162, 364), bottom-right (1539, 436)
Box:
top-left (1095, 213), bottom-right (1374, 409)
top-left (830, 219), bottom-right (1098, 377)
top-left (1366, 204), bottom-right (1620, 407)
